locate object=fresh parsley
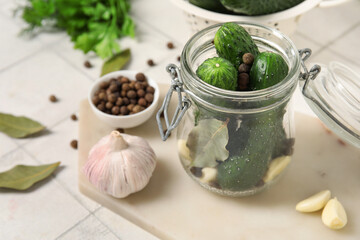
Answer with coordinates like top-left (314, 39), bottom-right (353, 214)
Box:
top-left (19, 0), bottom-right (135, 59)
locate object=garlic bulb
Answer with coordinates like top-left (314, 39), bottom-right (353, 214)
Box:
top-left (83, 131), bottom-right (156, 198)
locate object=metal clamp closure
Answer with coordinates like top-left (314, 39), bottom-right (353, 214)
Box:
top-left (299, 48), bottom-right (322, 98)
top-left (156, 64), bottom-right (191, 141)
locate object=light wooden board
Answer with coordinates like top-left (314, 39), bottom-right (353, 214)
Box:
top-left (78, 84), bottom-right (360, 240)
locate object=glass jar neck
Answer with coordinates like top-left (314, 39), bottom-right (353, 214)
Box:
top-left (180, 22), bottom-right (300, 114)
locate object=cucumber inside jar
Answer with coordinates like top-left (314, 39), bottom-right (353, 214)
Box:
top-left (184, 22), bottom-right (294, 194)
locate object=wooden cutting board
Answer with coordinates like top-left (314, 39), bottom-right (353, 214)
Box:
top-left (78, 84), bottom-right (360, 240)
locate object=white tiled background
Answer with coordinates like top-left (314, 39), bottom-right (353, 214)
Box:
top-left (0, 0), bottom-right (359, 239)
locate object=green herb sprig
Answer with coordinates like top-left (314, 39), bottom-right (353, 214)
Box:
top-left (20, 0), bottom-right (135, 59)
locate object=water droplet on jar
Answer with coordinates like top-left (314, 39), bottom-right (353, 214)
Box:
top-left (237, 167), bottom-right (240, 171)
top-left (228, 170), bottom-right (232, 174)
top-left (246, 159), bottom-right (250, 163)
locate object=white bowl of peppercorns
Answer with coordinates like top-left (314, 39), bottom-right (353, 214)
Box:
top-left (88, 70), bottom-right (159, 128)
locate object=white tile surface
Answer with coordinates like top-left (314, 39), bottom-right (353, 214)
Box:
top-left (95, 207), bottom-right (159, 240)
top-left (310, 48), bottom-right (357, 68)
top-left (0, 14), bottom-right (41, 72)
top-left (297, 0), bottom-right (360, 46)
top-left (57, 215), bottom-right (119, 240)
top-left (290, 32), bottom-right (322, 55)
top-left (329, 24), bottom-right (360, 66)
top-left (0, 134), bottom-right (18, 157)
top-left (23, 116), bottom-right (100, 211)
top-left (131, 0), bottom-right (192, 45)
top-left (0, 50), bottom-right (92, 143)
top-left (0, 149), bottom-right (89, 240)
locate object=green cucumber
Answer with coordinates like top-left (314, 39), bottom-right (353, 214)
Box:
top-left (220, 0), bottom-right (304, 16)
top-left (249, 52), bottom-right (289, 91)
top-left (217, 109), bottom-right (285, 191)
top-left (214, 22), bottom-right (259, 68)
top-left (196, 57), bottom-right (238, 90)
top-left (189, 0), bottom-right (230, 13)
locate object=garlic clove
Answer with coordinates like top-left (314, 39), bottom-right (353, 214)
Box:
top-left (263, 156), bottom-right (291, 183)
top-left (177, 139), bottom-right (191, 162)
top-left (199, 167), bottom-right (217, 183)
top-left (296, 190), bottom-right (331, 213)
top-left (83, 131), bottom-right (156, 198)
top-left (322, 197), bottom-right (347, 230)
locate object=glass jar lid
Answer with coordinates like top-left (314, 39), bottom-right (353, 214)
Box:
top-left (300, 61), bottom-right (360, 148)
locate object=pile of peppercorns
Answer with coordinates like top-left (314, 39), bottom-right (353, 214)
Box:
top-left (237, 52), bottom-right (254, 91)
top-left (92, 73), bottom-right (155, 116)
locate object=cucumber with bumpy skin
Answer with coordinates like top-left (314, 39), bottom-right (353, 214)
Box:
top-left (214, 22), bottom-right (259, 68)
top-left (189, 0), bottom-right (230, 13)
top-left (220, 0), bottom-right (304, 16)
top-left (249, 52), bottom-right (289, 91)
top-left (196, 57), bottom-right (238, 90)
top-left (217, 108), bottom-right (285, 191)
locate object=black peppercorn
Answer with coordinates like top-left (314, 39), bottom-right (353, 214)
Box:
top-left (147, 59), bottom-right (155, 66)
top-left (70, 114), bottom-right (77, 121)
top-left (135, 73), bottom-right (146, 82)
top-left (138, 98), bottom-right (147, 107)
top-left (238, 63), bottom-right (251, 73)
top-left (105, 102), bottom-right (113, 109)
top-left (167, 42), bottom-right (175, 49)
top-left (120, 106), bottom-right (129, 115)
top-left (145, 93), bottom-right (154, 103)
top-left (70, 140), bottom-right (78, 149)
top-left (84, 61), bottom-right (92, 68)
top-left (242, 53), bottom-right (255, 65)
top-left (137, 89), bottom-right (146, 98)
top-left (116, 97), bottom-right (123, 106)
top-left (111, 106), bottom-right (120, 115)
top-left (49, 95), bottom-right (57, 102)
top-left (146, 86), bottom-right (155, 94)
top-left (127, 90), bottom-right (137, 99)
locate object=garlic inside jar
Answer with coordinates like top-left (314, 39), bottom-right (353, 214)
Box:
top-left (83, 130), bottom-right (156, 198)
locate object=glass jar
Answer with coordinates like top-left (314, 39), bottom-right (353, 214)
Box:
top-left (157, 22), bottom-right (320, 197)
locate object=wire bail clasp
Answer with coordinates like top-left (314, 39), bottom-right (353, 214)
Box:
top-left (156, 64), bottom-right (191, 141)
top-left (299, 48), bottom-right (321, 98)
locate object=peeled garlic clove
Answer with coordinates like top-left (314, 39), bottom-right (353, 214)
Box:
top-left (199, 167), bottom-right (217, 183)
top-left (322, 197), bottom-right (347, 230)
top-left (263, 156), bottom-right (291, 183)
top-left (177, 139), bottom-right (191, 162)
top-left (296, 190), bottom-right (331, 212)
top-left (83, 131), bottom-right (156, 198)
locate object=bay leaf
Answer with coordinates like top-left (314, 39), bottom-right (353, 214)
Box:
top-left (0, 113), bottom-right (45, 138)
top-left (101, 48), bottom-right (131, 76)
top-left (0, 162), bottom-right (60, 190)
top-left (186, 118), bottom-right (229, 168)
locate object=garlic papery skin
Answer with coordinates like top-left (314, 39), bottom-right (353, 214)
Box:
top-left (83, 131), bottom-right (156, 198)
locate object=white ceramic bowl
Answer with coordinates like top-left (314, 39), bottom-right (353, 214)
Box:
top-left (172, 0), bottom-right (350, 35)
top-left (88, 70), bottom-right (160, 128)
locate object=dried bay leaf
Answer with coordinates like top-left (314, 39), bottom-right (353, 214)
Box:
top-left (101, 48), bottom-right (131, 76)
top-left (0, 162), bottom-right (60, 190)
top-left (0, 113), bottom-right (45, 138)
top-left (186, 118), bottom-right (229, 168)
